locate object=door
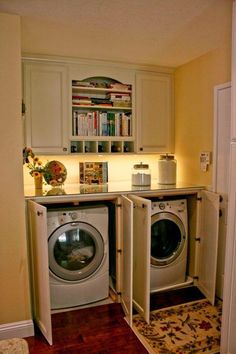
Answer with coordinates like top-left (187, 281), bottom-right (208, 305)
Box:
top-left (128, 194), bottom-right (151, 323)
top-left (24, 62), bottom-right (68, 154)
top-left (213, 82), bottom-right (231, 299)
top-left (197, 190), bottom-right (220, 305)
top-left (28, 200), bottom-right (53, 345)
top-left (136, 72), bottom-right (174, 153)
top-left (120, 195), bottom-right (133, 325)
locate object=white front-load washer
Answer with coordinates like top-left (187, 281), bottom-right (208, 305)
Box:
top-left (47, 205), bottom-right (109, 309)
top-left (150, 199), bottom-right (188, 293)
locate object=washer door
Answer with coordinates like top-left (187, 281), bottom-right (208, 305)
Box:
top-left (151, 212), bottom-right (186, 267)
top-left (48, 221), bottom-right (104, 281)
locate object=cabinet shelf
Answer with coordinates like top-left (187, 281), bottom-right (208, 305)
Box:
top-left (70, 140), bottom-right (134, 154)
top-left (72, 85), bottom-right (132, 94)
top-left (72, 105), bottom-right (132, 110)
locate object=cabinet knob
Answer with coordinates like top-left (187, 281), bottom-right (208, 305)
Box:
top-left (63, 147), bottom-right (67, 152)
top-left (139, 147), bottom-right (143, 151)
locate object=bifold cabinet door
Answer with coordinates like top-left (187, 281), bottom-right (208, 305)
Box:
top-left (197, 190), bottom-right (220, 305)
top-left (28, 200), bottom-right (52, 345)
top-left (120, 196), bottom-right (133, 325)
top-left (128, 194), bottom-right (151, 324)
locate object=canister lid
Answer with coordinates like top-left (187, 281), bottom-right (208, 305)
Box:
top-left (133, 162), bottom-right (149, 169)
top-left (160, 153), bottom-right (175, 161)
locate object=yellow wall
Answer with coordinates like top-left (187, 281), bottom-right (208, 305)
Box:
top-left (175, 45), bottom-right (231, 187)
top-left (0, 13), bottom-right (31, 324)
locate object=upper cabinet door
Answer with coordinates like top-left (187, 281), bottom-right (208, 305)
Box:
top-left (28, 200), bottom-right (53, 345)
top-left (128, 194), bottom-right (151, 323)
top-left (120, 195), bottom-right (133, 326)
top-left (136, 72), bottom-right (174, 153)
top-left (23, 62), bottom-right (69, 154)
top-left (197, 190), bottom-right (220, 305)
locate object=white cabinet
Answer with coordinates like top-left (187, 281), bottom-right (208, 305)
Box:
top-left (118, 190), bottom-right (219, 328)
top-left (27, 191), bottom-right (219, 345)
top-left (135, 72), bottom-right (174, 153)
top-left (23, 58), bottom-right (175, 155)
top-left (23, 61), bottom-right (69, 154)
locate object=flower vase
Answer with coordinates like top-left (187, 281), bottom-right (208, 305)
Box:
top-left (34, 173), bottom-right (43, 189)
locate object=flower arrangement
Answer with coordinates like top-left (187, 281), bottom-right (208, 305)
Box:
top-left (23, 147), bottom-right (45, 178)
top-left (23, 147), bottom-right (67, 187)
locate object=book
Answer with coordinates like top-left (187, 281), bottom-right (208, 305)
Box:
top-left (79, 162), bottom-right (108, 184)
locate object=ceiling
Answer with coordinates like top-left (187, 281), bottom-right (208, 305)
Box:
top-left (0, 0), bottom-right (232, 67)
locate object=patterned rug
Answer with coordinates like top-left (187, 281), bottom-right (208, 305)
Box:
top-left (132, 299), bottom-right (222, 354)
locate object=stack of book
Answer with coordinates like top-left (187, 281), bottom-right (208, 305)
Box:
top-left (72, 95), bottom-right (92, 105)
top-left (109, 83), bottom-right (131, 91)
top-left (107, 92), bottom-right (131, 108)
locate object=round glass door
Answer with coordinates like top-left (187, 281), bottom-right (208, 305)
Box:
top-left (151, 212), bottom-right (186, 267)
top-left (48, 221), bottom-right (104, 281)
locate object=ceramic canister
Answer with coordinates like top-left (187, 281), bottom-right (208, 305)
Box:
top-left (158, 154), bottom-right (176, 184)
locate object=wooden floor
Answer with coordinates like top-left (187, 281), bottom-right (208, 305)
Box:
top-left (25, 287), bottom-right (204, 353)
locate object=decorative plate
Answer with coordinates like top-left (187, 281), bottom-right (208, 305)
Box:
top-left (43, 160), bottom-right (67, 186)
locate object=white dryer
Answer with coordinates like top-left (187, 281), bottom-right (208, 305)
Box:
top-left (150, 199), bottom-right (188, 292)
top-left (47, 205), bottom-right (109, 309)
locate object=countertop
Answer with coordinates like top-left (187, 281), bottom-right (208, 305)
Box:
top-left (24, 180), bottom-right (204, 203)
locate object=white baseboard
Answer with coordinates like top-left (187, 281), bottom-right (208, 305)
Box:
top-left (0, 320), bottom-right (34, 340)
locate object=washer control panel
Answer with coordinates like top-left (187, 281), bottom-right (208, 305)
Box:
top-left (152, 199), bottom-right (187, 213)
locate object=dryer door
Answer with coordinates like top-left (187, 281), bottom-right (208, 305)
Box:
top-left (151, 212), bottom-right (186, 267)
top-left (48, 222), bottom-right (104, 281)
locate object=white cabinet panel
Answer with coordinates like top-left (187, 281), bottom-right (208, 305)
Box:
top-left (24, 62), bottom-right (69, 154)
top-left (120, 195), bottom-right (133, 325)
top-left (28, 200), bottom-right (52, 345)
top-left (197, 191), bottom-right (219, 305)
top-left (128, 194), bottom-right (151, 323)
top-left (136, 72), bottom-right (174, 153)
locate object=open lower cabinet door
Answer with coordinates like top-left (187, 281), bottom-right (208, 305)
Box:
top-left (197, 190), bottom-right (220, 305)
top-left (128, 194), bottom-right (151, 324)
top-left (120, 196), bottom-right (133, 326)
top-left (28, 200), bottom-right (53, 345)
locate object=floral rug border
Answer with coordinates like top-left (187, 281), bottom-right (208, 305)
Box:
top-left (130, 299), bottom-right (222, 354)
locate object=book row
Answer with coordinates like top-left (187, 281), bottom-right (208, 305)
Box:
top-left (72, 111), bottom-right (132, 137)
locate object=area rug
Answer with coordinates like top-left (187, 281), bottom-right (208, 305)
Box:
top-left (0, 338), bottom-right (29, 354)
top-left (132, 299), bottom-right (222, 354)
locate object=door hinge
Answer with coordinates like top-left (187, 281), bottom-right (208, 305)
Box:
top-left (195, 237), bottom-right (201, 242)
top-left (116, 203), bottom-right (122, 208)
top-left (193, 276), bottom-right (199, 280)
top-left (117, 249), bottom-right (122, 254)
top-left (197, 197), bottom-right (202, 201)
top-left (117, 292), bottom-right (122, 296)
